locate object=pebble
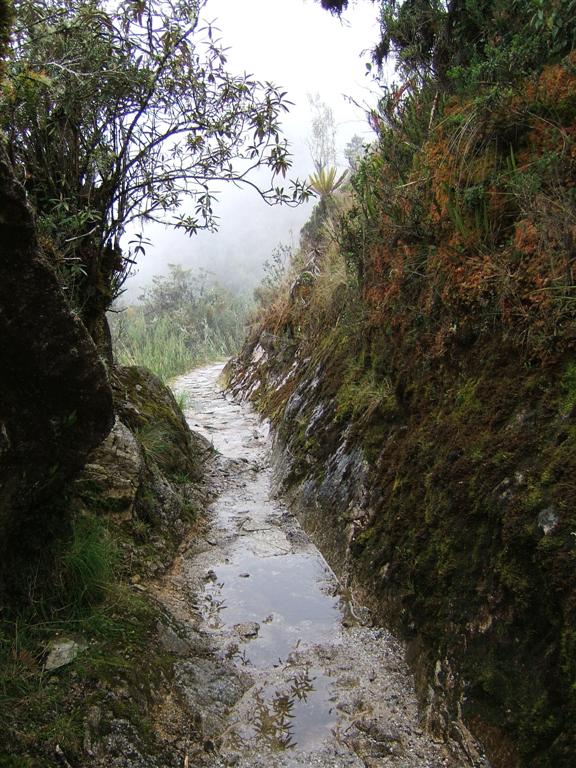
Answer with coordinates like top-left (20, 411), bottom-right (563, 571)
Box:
top-left (233, 622), bottom-right (260, 639)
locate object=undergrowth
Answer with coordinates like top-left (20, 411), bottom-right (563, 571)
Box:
top-left (136, 421), bottom-right (176, 468)
top-left (336, 362), bottom-right (396, 423)
top-left (114, 312), bottom-right (197, 382)
top-left (58, 517), bottom-right (117, 608)
top-left (111, 265), bottom-right (249, 381)
top-left (0, 512), bottom-right (167, 765)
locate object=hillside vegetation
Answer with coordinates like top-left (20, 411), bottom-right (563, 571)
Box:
top-left (111, 265), bottom-right (249, 382)
top-left (226, 3), bottom-right (576, 766)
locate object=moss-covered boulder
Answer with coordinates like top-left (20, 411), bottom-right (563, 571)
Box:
top-left (70, 365), bottom-right (213, 576)
top-left (113, 365), bottom-right (207, 482)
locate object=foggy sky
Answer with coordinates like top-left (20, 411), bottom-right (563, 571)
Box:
top-left (122, 0), bottom-right (381, 301)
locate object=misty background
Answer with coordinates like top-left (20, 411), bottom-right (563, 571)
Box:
top-left (121, 0), bottom-right (382, 301)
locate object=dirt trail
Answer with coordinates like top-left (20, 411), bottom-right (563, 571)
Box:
top-left (156, 362), bottom-right (462, 768)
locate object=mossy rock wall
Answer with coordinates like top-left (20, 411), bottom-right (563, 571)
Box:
top-left (224, 53), bottom-right (576, 768)
top-left (226, 305), bottom-right (576, 768)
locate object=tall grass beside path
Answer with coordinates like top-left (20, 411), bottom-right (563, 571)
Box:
top-left (110, 265), bottom-right (250, 381)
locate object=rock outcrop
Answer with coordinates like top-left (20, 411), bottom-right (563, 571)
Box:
top-left (72, 364), bottom-right (213, 575)
top-left (0, 145), bottom-right (115, 596)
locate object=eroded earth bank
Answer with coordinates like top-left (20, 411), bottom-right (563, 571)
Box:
top-left (155, 362), bottom-right (479, 767)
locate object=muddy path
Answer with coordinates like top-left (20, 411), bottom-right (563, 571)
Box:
top-left (156, 363), bottom-right (462, 768)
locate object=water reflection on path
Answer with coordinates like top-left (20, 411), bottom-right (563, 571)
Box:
top-left (171, 363), bottom-right (459, 768)
top-left (176, 363), bottom-right (344, 751)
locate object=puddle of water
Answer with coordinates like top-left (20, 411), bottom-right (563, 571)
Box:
top-left (201, 552), bottom-right (344, 667)
top-left (228, 667), bottom-right (339, 753)
top-left (170, 364), bottom-right (461, 766)
top-left (181, 364), bottom-right (347, 751)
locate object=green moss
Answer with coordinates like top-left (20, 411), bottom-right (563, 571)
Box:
top-left (0, 759), bottom-right (33, 768)
top-left (453, 377), bottom-right (482, 415)
top-left (560, 361), bottom-right (576, 414)
top-left (524, 482), bottom-right (544, 511)
top-left (354, 527), bottom-right (376, 548)
top-left (254, 333), bottom-right (576, 766)
top-left (114, 365), bottom-right (202, 481)
top-left (336, 362), bottom-right (397, 425)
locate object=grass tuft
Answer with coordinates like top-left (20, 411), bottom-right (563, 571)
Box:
top-left (136, 421), bottom-right (174, 467)
top-left (560, 361), bottom-right (576, 413)
top-left (114, 314), bottom-right (196, 382)
top-left (58, 517), bottom-right (117, 609)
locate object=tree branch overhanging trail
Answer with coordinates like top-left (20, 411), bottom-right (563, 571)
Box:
top-left (2, 0), bottom-right (312, 336)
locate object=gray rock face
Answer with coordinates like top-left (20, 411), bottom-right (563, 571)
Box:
top-left (175, 657), bottom-right (250, 740)
top-left (76, 418), bottom-right (143, 515)
top-left (157, 621), bottom-right (194, 657)
top-left (538, 505), bottom-right (559, 535)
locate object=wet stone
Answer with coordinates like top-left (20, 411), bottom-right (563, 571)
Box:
top-left (166, 363), bottom-right (472, 768)
top-left (234, 622), bottom-right (260, 639)
top-left (45, 637), bottom-right (87, 671)
top-left (175, 657), bottom-right (249, 738)
top-left (157, 621), bottom-right (192, 657)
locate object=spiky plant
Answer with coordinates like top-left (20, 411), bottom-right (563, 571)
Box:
top-left (308, 165), bottom-right (348, 197)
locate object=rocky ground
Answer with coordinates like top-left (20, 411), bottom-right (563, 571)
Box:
top-left (147, 362), bottom-right (480, 768)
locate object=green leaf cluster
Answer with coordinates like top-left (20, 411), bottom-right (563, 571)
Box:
top-left (0, 0), bottom-right (12, 64)
top-left (374, 0), bottom-right (576, 89)
top-left (308, 165), bottom-right (348, 197)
